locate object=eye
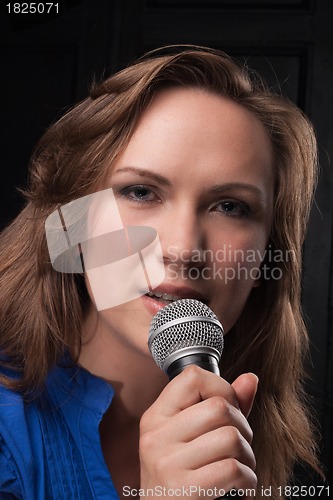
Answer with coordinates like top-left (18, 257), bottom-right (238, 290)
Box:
top-left (119, 185), bottom-right (159, 203)
top-left (212, 200), bottom-right (250, 218)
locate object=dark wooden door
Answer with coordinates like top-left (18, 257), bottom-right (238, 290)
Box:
top-left (1, 0), bottom-right (332, 486)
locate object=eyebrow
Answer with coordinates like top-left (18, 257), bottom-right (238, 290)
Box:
top-left (112, 166), bottom-right (266, 202)
top-left (112, 166), bottom-right (171, 186)
top-left (211, 182), bottom-right (267, 202)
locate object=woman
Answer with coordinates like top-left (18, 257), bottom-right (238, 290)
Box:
top-left (0, 46), bottom-right (322, 499)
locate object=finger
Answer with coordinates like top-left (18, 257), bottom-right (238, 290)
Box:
top-left (189, 458), bottom-right (257, 497)
top-left (177, 426), bottom-right (256, 471)
top-left (169, 396), bottom-right (253, 444)
top-left (147, 365), bottom-right (239, 419)
top-left (232, 373), bottom-right (259, 418)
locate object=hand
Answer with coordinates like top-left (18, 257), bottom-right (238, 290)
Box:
top-left (139, 366), bottom-right (258, 499)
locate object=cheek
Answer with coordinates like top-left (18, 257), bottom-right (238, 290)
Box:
top-left (208, 231), bottom-right (268, 330)
top-left (210, 229), bottom-right (267, 274)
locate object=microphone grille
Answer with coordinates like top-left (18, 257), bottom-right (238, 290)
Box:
top-left (148, 298), bottom-right (224, 370)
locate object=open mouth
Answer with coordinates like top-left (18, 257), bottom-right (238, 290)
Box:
top-left (145, 291), bottom-right (180, 304)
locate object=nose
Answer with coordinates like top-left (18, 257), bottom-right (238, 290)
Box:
top-left (159, 203), bottom-right (205, 268)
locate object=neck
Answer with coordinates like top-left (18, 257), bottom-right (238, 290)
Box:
top-left (77, 304), bottom-right (168, 421)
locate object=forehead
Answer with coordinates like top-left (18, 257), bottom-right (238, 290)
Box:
top-left (133, 86), bottom-right (270, 142)
top-left (114, 87), bottom-right (274, 191)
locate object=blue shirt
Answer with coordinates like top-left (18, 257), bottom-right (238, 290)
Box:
top-left (0, 358), bottom-right (119, 499)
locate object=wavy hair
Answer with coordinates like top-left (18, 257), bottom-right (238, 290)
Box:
top-left (0, 46), bottom-right (321, 496)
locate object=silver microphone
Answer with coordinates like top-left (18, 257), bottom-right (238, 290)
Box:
top-left (148, 299), bottom-right (224, 380)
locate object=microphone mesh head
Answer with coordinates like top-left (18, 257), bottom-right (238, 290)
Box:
top-left (148, 299), bottom-right (224, 370)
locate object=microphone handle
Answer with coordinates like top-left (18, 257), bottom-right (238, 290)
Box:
top-left (166, 353), bottom-right (220, 380)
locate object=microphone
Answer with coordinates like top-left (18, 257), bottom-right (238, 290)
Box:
top-left (148, 299), bottom-right (224, 380)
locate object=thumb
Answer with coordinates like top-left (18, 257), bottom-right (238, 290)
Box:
top-left (231, 373), bottom-right (259, 418)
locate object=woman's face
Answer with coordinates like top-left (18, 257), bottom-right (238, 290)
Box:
top-left (85, 87), bottom-right (274, 359)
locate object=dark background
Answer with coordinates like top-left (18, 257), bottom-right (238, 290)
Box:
top-left (0, 0), bottom-right (332, 489)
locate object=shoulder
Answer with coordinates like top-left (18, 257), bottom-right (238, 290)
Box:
top-left (0, 359), bottom-right (117, 499)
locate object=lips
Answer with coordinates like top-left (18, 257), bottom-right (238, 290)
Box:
top-left (144, 285), bottom-right (207, 305)
top-left (141, 284), bottom-right (208, 316)
top-left (146, 291), bottom-right (182, 303)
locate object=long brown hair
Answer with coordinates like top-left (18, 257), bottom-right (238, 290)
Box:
top-left (0, 45), bottom-right (321, 496)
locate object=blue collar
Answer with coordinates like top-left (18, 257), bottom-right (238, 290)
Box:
top-left (46, 353), bottom-right (115, 414)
